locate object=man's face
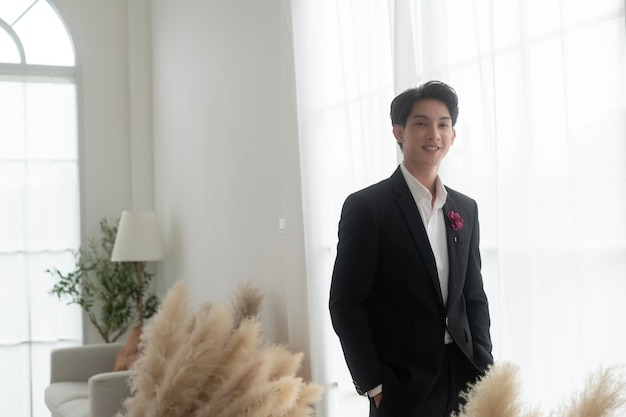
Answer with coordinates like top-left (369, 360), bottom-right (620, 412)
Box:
top-left (393, 99), bottom-right (456, 172)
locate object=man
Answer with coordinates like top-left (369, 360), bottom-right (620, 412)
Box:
top-left (329, 81), bottom-right (493, 417)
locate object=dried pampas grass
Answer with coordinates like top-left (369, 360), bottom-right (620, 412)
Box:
top-left (120, 280), bottom-right (191, 417)
top-left (230, 281), bottom-right (264, 326)
top-left (556, 366), bottom-right (626, 417)
top-left (117, 281), bottom-right (322, 417)
top-left (455, 362), bottom-right (626, 417)
top-left (454, 362), bottom-right (537, 417)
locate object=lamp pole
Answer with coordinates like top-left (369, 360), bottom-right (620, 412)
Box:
top-left (135, 261), bottom-right (145, 327)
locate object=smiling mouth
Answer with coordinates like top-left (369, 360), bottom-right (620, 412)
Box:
top-left (423, 146), bottom-right (440, 151)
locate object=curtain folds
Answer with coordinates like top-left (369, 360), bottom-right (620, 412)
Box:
top-left (291, 1), bottom-right (396, 415)
top-left (292, 0), bottom-right (626, 415)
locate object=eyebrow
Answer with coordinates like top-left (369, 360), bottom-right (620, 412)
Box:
top-left (410, 114), bottom-right (452, 121)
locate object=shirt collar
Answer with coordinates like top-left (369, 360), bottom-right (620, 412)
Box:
top-left (399, 163), bottom-right (448, 209)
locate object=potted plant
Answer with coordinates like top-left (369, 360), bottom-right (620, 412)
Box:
top-left (48, 217), bottom-right (159, 343)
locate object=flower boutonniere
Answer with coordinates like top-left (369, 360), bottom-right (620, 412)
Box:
top-left (447, 211), bottom-right (464, 231)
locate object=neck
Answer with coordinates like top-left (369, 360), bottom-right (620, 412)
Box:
top-left (403, 163), bottom-right (439, 197)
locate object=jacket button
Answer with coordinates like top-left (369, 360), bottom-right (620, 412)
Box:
top-left (353, 380), bottom-right (364, 396)
top-left (445, 317), bottom-right (449, 326)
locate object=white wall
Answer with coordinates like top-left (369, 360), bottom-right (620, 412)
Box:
top-left (53, 0), bottom-right (312, 378)
top-left (151, 0), bottom-right (311, 377)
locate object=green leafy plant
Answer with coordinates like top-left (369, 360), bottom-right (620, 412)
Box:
top-left (48, 217), bottom-right (159, 343)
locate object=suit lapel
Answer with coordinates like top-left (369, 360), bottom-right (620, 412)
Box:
top-left (390, 168), bottom-right (444, 306)
top-left (443, 192), bottom-right (463, 309)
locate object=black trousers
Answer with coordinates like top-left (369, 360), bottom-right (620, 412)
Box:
top-left (369, 343), bottom-right (477, 417)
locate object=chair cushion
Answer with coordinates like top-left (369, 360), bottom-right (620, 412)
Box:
top-left (45, 382), bottom-right (88, 417)
top-left (56, 398), bottom-right (90, 417)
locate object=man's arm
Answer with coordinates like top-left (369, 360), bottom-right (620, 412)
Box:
top-left (463, 201), bottom-right (492, 358)
top-left (329, 193), bottom-right (383, 394)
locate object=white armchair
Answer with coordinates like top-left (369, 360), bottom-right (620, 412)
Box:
top-left (45, 343), bottom-right (132, 417)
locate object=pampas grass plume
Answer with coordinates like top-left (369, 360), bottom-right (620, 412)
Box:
top-left (231, 281), bottom-right (264, 326)
top-left (455, 361), bottom-right (528, 417)
top-left (456, 362), bottom-right (626, 417)
top-left (202, 354), bottom-right (285, 417)
top-left (150, 303), bottom-right (233, 417)
top-left (217, 346), bottom-right (275, 406)
top-left (294, 382), bottom-right (325, 407)
top-left (201, 316), bottom-right (263, 396)
top-left (557, 366), bottom-right (626, 417)
top-left (119, 280), bottom-right (322, 417)
top-left (120, 280), bottom-right (190, 417)
top-left (280, 382), bottom-right (325, 417)
top-left (267, 345), bottom-right (304, 381)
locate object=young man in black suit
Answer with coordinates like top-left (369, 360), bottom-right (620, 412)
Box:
top-left (329, 81), bottom-right (493, 417)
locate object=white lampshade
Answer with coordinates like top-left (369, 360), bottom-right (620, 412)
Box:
top-left (111, 210), bottom-right (165, 262)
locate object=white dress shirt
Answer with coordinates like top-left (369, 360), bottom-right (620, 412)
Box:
top-left (399, 163), bottom-right (451, 314)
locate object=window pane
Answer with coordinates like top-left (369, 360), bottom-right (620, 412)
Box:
top-left (26, 161), bottom-right (80, 251)
top-left (0, 80), bottom-right (27, 159)
top-left (0, 81), bottom-right (78, 160)
top-left (12, 0), bottom-right (74, 66)
top-left (0, 24), bottom-right (21, 63)
top-left (32, 344), bottom-right (52, 417)
top-left (0, 161), bottom-right (80, 253)
top-left (0, 1), bottom-right (39, 26)
top-left (0, 162), bottom-right (26, 251)
top-left (0, 254), bottom-right (29, 343)
top-left (0, 345), bottom-right (31, 417)
top-left (26, 82), bottom-right (77, 160)
top-left (30, 251), bottom-right (83, 341)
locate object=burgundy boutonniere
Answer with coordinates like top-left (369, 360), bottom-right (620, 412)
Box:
top-left (447, 211), bottom-right (464, 231)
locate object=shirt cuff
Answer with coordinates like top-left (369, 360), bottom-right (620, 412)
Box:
top-left (367, 384), bottom-right (382, 397)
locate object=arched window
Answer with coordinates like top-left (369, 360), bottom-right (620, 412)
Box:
top-left (0, 2), bottom-right (81, 417)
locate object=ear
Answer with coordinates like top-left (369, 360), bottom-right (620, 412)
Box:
top-left (392, 124), bottom-right (404, 145)
top-left (451, 128), bottom-right (456, 145)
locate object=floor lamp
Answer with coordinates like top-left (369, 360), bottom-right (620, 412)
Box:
top-left (111, 210), bottom-right (165, 327)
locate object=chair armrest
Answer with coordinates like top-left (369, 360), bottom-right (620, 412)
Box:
top-left (50, 343), bottom-right (124, 383)
top-left (89, 370), bottom-right (133, 417)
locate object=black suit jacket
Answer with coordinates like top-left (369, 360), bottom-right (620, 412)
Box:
top-left (329, 167), bottom-right (492, 412)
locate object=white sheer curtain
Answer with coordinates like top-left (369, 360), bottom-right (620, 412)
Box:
top-left (398, 0), bottom-right (626, 409)
top-left (292, 0), bottom-right (626, 415)
top-left (290, 1), bottom-right (397, 415)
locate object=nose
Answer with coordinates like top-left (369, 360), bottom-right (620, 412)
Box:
top-left (427, 126), bottom-right (441, 141)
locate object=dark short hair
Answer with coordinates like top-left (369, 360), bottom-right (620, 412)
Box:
top-left (390, 81), bottom-right (459, 127)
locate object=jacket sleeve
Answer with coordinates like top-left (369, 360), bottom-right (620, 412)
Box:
top-left (329, 192), bottom-right (382, 394)
top-left (463, 200), bottom-right (493, 367)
